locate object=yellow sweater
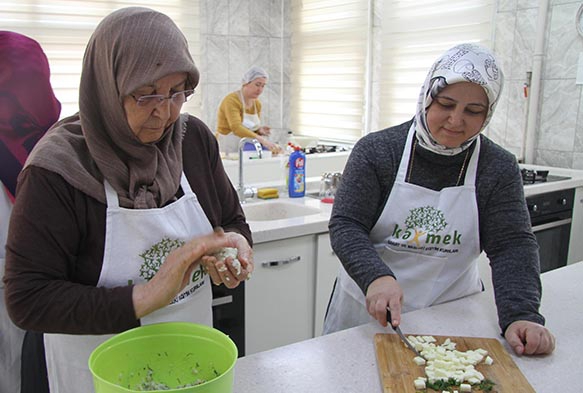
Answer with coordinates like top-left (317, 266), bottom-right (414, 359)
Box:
top-left (216, 91), bottom-right (263, 139)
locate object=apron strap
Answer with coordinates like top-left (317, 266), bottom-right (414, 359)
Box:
top-left (103, 180), bottom-right (120, 209)
top-left (463, 137), bottom-right (481, 186)
top-left (179, 172), bottom-right (195, 196)
top-left (395, 124), bottom-right (416, 183)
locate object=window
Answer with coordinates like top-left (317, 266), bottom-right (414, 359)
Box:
top-left (290, 0), bottom-right (493, 142)
top-left (290, 0), bottom-right (369, 143)
top-left (0, 1), bottom-right (201, 119)
top-left (378, 0), bottom-right (494, 130)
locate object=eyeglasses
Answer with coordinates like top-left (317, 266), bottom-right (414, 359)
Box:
top-left (131, 89), bottom-right (195, 108)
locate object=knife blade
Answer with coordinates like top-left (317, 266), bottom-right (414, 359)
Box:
top-left (386, 308), bottom-right (423, 358)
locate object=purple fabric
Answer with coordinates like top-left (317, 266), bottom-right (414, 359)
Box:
top-left (0, 31), bottom-right (61, 200)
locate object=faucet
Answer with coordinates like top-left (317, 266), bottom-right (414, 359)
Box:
top-left (238, 137), bottom-right (263, 202)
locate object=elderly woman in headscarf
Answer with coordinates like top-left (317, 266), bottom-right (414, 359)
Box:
top-left (3, 8), bottom-right (253, 392)
top-left (0, 30), bottom-right (61, 393)
top-left (216, 65), bottom-right (282, 154)
top-left (323, 43), bottom-right (555, 356)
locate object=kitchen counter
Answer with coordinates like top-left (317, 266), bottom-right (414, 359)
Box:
top-left (520, 164), bottom-right (583, 197)
top-left (243, 196), bottom-right (333, 244)
top-left (246, 164), bottom-right (583, 244)
top-left (233, 261), bottom-right (583, 392)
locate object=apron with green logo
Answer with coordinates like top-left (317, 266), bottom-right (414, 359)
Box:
top-left (44, 172), bottom-right (213, 393)
top-left (324, 125), bottom-right (482, 333)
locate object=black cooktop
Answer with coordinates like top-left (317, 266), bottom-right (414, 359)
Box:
top-left (303, 144), bottom-right (349, 154)
top-left (520, 168), bottom-right (571, 185)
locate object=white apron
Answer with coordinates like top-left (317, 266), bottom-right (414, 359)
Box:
top-left (1, 184), bottom-right (24, 393)
top-left (44, 173), bottom-right (214, 393)
top-left (323, 126), bottom-right (482, 333)
top-left (218, 90), bottom-right (261, 154)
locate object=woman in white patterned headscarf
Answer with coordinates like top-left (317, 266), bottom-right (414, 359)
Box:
top-left (324, 43), bottom-right (555, 357)
top-left (414, 43), bottom-right (503, 156)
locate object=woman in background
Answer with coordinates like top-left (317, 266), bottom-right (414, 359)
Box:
top-left (216, 66), bottom-right (281, 154)
top-left (323, 43), bottom-right (555, 356)
top-left (4, 8), bottom-right (253, 392)
top-left (0, 30), bottom-right (60, 393)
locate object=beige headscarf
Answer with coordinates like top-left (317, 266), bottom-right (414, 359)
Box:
top-left (25, 7), bottom-right (200, 208)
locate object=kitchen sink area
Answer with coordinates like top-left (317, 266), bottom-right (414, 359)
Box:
top-left (242, 200), bottom-right (322, 221)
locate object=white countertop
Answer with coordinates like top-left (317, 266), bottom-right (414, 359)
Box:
top-left (245, 165), bottom-right (583, 244)
top-left (520, 164), bottom-right (583, 197)
top-left (233, 261), bottom-right (583, 392)
top-left (243, 196), bottom-right (333, 244)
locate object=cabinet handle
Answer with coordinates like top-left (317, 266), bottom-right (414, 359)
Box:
top-left (212, 295), bottom-right (233, 307)
top-left (261, 255), bottom-right (301, 268)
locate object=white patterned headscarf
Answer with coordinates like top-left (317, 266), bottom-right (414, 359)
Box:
top-left (414, 43), bottom-right (504, 156)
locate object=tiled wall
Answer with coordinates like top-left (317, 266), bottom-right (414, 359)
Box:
top-left (199, 0), bottom-right (291, 147)
top-left (488, 0), bottom-right (583, 169)
top-left (199, 0), bottom-right (583, 169)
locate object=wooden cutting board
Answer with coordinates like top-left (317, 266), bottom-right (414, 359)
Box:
top-left (374, 333), bottom-right (535, 393)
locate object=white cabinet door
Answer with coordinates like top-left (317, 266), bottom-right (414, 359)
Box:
top-left (314, 233), bottom-right (342, 337)
top-left (245, 235), bottom-right (316, 354)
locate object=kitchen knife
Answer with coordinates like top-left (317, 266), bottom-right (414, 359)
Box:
top-left (386, 308), bottom-right (423, 358)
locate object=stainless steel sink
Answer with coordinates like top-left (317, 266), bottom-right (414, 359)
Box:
top-left (242, 200), bottom-right (322, 222)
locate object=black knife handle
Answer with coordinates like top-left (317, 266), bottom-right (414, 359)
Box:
top-left (386, 308), bottom-right (394, 329)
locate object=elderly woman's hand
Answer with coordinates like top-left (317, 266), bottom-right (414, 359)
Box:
top-left (201, 232), bottom-right (253, 289)
top-left (132, 229), bottom-right (252, 319)
top-left (504, 320), bottom-right (556, 355)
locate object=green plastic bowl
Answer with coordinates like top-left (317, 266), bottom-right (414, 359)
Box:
top-left (89, 322), bottom-right (237, 392)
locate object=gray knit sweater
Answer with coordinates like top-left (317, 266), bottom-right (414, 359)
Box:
top-left (328, 119), bottom-right (545, 333)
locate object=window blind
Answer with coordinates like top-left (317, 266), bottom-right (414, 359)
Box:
top-left (378, 0), bottom-right (494, 130)
top-left (290, 0), bottom-right (369, 143)
top-left (0, 0), bottom-right (201, 119)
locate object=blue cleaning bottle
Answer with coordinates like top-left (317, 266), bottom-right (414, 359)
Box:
top-left (288, 146), bottom-right (306, 198)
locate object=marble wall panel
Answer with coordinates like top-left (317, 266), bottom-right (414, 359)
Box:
top-left (538, 79), bottom-right (578, 151)
top-left (249, 0), bottom-right (272, 37)
top-left (269, 38), bottom-right (283, 84)
top-left (534, 148), bottom-right (573, 167)
top-left (283, 0), bottom-right (292, 38)
top-left (202, 83), bottom-right (231, 129)
top-left (249, 36), bottom-right (272, 74)
top-left (269, 0), bottom-right (284, 38)
top-left (283, 37), bottom-right (292, 85)
top-left (228, 37), bottom-right (251, 84)
top-left (206, 0), bottom-right (229, 35)
top-left (498, 0), bottom-right (517, 12)
top-left (504, 80), bottom-right (528, 152)
top-left (510, 8), bottom-right (538, 80)
top-left (267, 82), bottom-right (282, 128)
top-left (494, 12), bottom-right (516, 77)
top-left (545, 2), bottom-right (583, 79)
top-left (573, 152), bottom-right (583, 169)
top-left (205, 36), bottom-right (230, 84)
top-left (200, 0), bottom-right (289, 143)
top-left (575, 86), bottom-right (583, 152)
top-left (229, 0), bottom-right (250, 36)
top-left (552, 0), bottom-right (582, 5)
top-left (282, 83), bottom-right (292, 134)
top-left (516, 0), bottom-right (538, 10)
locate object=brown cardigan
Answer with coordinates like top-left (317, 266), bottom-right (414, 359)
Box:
top-left (4, 115), bottom-right (251, 335)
